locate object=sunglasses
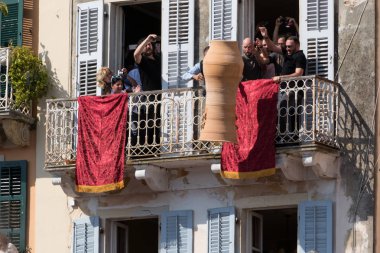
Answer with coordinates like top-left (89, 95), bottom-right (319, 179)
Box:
top-left (285, 45), bottom-right (294, 48)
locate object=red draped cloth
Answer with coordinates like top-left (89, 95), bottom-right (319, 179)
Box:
top-left (221, 79), bottom-right (278, 179)
top-left (76, 94), bottom-right (129, 192)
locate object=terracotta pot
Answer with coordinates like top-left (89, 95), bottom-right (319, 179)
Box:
top-left (199, 40), bottom-right (243, 143)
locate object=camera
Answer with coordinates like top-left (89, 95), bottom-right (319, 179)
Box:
top-left (279, 16), bottom-right (288, 25)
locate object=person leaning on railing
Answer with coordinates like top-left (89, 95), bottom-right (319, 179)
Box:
top-left (259, 26), bottom-right (307, 136)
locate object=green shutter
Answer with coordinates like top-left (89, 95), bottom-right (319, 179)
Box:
top-left (0, 0), bottom-right (23, 47)
top-left (0, 160), bottom-right (27, 251)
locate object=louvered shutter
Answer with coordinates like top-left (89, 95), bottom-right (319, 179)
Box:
top-left (160, 210), bottom-right (193, 253)
top-left (0, 160), bottom-right (27, 251)
top-left (210, 0), bottom-right (238, 40)
top-left (208, 207), bottom-right (235, 253)
top-left (298, 200), bottom-right (332, 253)
top-left (161, 0), bottom-right (195, 154)
top-left (76, 1), bottom-right (103, 96)
top-left (72, 216), bottom-right (100, 253)
top-left (162, 0), bottom-right (194, 89)
top-left (0, 0), bottom-right (23, 46)
top-left (300, 0), bottom-right (334, 80)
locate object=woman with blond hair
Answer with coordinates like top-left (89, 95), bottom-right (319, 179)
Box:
top-left (96, 67), bottom-right (113, 95)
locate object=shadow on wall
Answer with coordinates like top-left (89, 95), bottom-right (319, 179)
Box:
top-left (338, 87), bottom-right (374, 222)
top-left (39, 42), bottom-right (69, 100)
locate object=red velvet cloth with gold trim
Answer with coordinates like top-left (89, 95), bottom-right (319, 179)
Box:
top-left (221, 79), bottom-right (279, 179)
top-left (76, 94), bottom-right (129, 192)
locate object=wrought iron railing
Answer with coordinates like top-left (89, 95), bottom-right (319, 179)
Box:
top-left (0, 47), bottom-right (32, 118)
top-left (45, 75), bottom-right (339, 168)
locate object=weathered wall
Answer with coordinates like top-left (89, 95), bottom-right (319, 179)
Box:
top-left (336, 0), bottom-right (375, 252)
top-left (35, 0), bottom-right (72, 252)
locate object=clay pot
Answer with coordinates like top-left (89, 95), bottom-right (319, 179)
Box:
top-left (199, 40), bottom-right (243, 143)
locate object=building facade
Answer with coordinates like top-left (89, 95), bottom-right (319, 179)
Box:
top-left (0, 0), bottom-right (374, 252)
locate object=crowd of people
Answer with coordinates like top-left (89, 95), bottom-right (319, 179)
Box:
top-left (241, 16), bottom-right (305, 83)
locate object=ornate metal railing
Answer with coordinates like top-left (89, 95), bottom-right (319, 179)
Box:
top-left (0, 47), bottom-right (32, 119)
top-left (45, 75), bottom-right (339, 168)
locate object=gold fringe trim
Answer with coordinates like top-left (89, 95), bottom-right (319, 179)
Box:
top-left (221, 168), bottom-right (276, 179)
top-left (76, 180), bottom-right (125, 193)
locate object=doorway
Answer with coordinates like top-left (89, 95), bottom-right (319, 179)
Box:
top-left (249, 208), bottom-right (297, 253)
top-left (122, 2), bottom-right (161, 70)
top-left (112, 218), bottom-right (159, 253)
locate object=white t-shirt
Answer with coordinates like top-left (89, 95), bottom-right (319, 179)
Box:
top-left (0, 243), bottom-right (18, 253)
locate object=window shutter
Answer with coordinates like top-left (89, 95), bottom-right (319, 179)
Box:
top-left (298, 200), bottom-right (333, 253)
top-left (208, 207), bottom-right (235, 253)
top-left (72, 216), bottom-right (100, 253)
top-left (0, 160), bottom-right (27, 251)
top-left (160, 210), bottom-right (193, 253)
top-left (162, 0), bottom-right (194, 89)
top-left (210, 0), bottom-right (238, 40)
top-left (0, 0), bottom-right (23, 47)
top-left (300, 0), bottom-right (334, 80)
top-left (76, 0), bottom-right (103, 96)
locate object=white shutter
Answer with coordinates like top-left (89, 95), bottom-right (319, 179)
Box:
top-left (76, 1), bottom-right (103, 96)
top-left (210, 0), bottom-right (238, 40)
top-left (72, 216), bottom-right (100, 253)
top-left (160, 210), bottom-right (193, 253)
top-left (298, 200), bottom-right (333, 253)
top-left (208, 207), bottom-right (235, 253)
top-left (300, 0), bottom-right (334, 80)
top-left (161, 0), bottom-right (195, 155)
top-left (162, 0), bottom-right (194, 89)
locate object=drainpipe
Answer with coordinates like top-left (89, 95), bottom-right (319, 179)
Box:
top-left (375, 0), bottom-right (380, 252)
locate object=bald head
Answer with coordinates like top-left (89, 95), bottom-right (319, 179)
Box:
top-left (242, 37), bottom-right (253, 56)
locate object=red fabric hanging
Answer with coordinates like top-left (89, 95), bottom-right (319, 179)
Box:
top-left (221, 79), bottom-right (279, 179)
top-left (76, 94), bottom-right (129, 192)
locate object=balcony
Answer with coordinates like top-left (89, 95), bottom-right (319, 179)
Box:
top-left (45, 76), bottom-right (340, 185)
top-left (0, 48), bottom-right (34, 147)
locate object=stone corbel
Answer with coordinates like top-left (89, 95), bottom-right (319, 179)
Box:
top-left (134, 165), bottom-right (169, 191)
top-left (276, 154), bottom-right (317, 181)
top-left (302, 152), bottom-right (339, 179)
top-left (2, 119), bottom-right (30, 147)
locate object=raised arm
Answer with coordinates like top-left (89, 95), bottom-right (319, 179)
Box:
top-left (273, 17), bottom-right (282, 43)
top-left (259, 27), bottom-right (282, 54)
top-left (134, 34), bottom-right (157, 64)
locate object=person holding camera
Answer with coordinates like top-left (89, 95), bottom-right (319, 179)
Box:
top-left (134, 34), bottom-right (161, 92)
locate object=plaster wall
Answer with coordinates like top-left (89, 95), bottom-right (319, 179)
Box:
top-left (335, 0), bottom-right (375, 252)
top-left (35, 0), bottom-right (72, 252)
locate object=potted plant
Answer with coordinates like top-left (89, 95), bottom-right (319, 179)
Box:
top-left (8, 46), bottom-right (50, 107)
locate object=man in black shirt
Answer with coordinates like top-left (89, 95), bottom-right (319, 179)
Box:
top-left (241, 37), bottom-right (269, 81)
top-left (133, 34), bottom-right (162, 153)
top-left (258, 27), bottom-right (306, 83)
top-left (134, 34), bottom-right (161, 91)
top-left (259, 27), bottom-right (307, 136)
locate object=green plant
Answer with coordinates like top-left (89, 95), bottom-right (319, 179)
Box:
top-left (9, 46), bottom-right (49, 107)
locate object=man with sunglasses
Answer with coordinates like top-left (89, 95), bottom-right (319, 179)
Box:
top-left (258, 27), bottom-right (306, 83)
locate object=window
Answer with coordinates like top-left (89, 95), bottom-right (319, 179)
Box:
top-left (0, 160), bottom-right (27, 251)
top-left (247, 201), bottom-right (333, 253)
top-left (0, 0), bottom-right (23, 47)
top-left (212, 0), bottom-right (335, 80)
